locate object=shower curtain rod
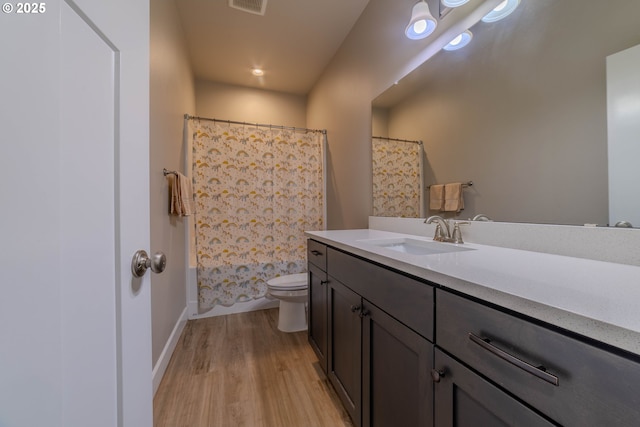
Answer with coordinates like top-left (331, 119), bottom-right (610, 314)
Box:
top-left (372, 135), bottom-right (422, 145)
top-left (185, 114), bottom-right (326, 134)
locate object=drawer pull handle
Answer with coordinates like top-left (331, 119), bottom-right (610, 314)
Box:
top-left (320, 280), bottom-right (329, 285)
top-left (468, 332), bottom-right (559, 386)
top-left (350, 304), bottom-right (361, 313)
top-left (311, 250), bottom-right (323, 256)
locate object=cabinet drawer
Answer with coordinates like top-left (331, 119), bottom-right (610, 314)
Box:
top-left (328, 248), bottom-right (433, 341)
top-left (436, 290), bottom-right (640, 426)
top-left (307, 239), bottom-right (327, 271)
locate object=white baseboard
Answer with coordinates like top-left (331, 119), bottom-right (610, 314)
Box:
top-left (152, 306), bottom-right (188, 396)
top-left (188, 298), bottom-right (279, 320)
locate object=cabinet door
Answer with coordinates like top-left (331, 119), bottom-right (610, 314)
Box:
top-left (362, 303), bottom-right (433, 427)
top-left (433, 349), bottom-right (556, 427)
top-left (328, 279), bottom-right (362, 427)
top-left (308, 263), bottom-right (328, 373)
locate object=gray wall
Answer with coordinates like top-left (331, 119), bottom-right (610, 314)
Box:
top-left (195, 80), bottom-right (307, 127)
top-left (150, 0), bottom-right (195, 367)
top-left (371, 107), bottom-right (389, 138)
top-left (385, 0), bottom-right (640, 225)
top-left (307, 0), bottom-right (502, 229)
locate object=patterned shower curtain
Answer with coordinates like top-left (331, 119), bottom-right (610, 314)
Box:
top-left (191, 120), bottom-right (324, 309)
top-left (372, 137), bottom-right (423, 217)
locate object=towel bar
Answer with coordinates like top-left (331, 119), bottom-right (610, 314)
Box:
top-left (427, 181), bottom-right (472, 189)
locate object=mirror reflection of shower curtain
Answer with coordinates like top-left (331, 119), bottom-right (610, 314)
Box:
top-left (192, 120), bottom-right (324, 309)
top-left (372, 137), bottom-right (423, 217)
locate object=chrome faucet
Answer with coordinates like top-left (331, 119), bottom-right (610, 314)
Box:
top-left (425, 216), bottom-right (470, 243)
top-left (424, 216), bottom-right (451, 242)
top-left (472, 214), bottom-right (492, 221)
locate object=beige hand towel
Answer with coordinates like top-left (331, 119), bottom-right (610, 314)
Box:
top-left (170, 173), bottom-right (181, 216)
top-left (443, 182), bottom-right (464, 212)
top-left (429, 184), bottom-right (445, 211)
top-left (170, 172), bottom-right (195, 216)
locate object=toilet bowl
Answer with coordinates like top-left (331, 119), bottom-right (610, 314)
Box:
top-left (266, 273), bottom-right (308, 332)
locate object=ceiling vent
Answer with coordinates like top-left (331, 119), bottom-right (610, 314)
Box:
top-left (228, 0), bottom-right (267, 16)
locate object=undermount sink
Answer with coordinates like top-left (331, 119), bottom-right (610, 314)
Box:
top-left (358, 237), bottom-right (475, 256)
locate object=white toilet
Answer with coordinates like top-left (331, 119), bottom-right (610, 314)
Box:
top-left (266, 273), bottom-right (308, 332)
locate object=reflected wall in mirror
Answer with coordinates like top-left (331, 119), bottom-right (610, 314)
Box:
top-left (372, 0), bottom-right (640, 225)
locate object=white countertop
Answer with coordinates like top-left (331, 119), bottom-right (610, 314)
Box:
top-left (305, 229), bottom-right (640, 355)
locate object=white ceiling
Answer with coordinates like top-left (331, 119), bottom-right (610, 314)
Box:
top-left (176, 0), bottom-right (371, 95)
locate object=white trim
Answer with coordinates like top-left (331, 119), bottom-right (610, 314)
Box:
top-left (186, 265), bottom-right (200, 318)
top-left (322, 132), bottom-right (328, 230)
top-left (188, 297), bottom-right (279, 320)
top-left (152, 306), bottom-right (188, 396)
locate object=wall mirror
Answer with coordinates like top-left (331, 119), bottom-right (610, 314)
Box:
top-left (371, 0), bottom-right (640, 226)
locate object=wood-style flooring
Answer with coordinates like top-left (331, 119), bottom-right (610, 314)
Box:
top-left (153, 308), bottom-right (353, 427)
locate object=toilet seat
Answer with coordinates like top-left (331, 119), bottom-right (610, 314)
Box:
top-left (266, 273), bottom-right (308, 291)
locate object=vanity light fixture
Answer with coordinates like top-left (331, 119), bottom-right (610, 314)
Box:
top-left (442, 0), bottom-right (470, 7)
top-left (481, 0), bottom-right (520, 23)
top-left (251, 68), bottom-right (264, 76)
top-left (443, 30), bottom-right (473, 51)
top-left (405, 0), bottom-right (438, 40)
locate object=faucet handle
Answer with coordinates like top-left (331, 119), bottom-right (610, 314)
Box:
top-left (451, 221), bottom-right (470, 244)
top-left (433, 223), bottom-right (444, 241)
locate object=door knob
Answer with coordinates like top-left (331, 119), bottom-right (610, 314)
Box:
top-left (131, 250), bottom-right (167, 278)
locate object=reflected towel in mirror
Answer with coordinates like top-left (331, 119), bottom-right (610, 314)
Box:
top-left (443, 182), bottom-right (464, 212)
top-left (429, 184), bottom-right (445, 211)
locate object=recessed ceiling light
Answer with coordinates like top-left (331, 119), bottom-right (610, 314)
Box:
top-left (443, 30), bottom-right (473, 51)
top-left (481, 0), bottom-right (520, 23)
top-left (252, 68), bottom-right (264, 76)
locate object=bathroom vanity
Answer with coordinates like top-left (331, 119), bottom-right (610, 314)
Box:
top-left (305, 229), bottom-right (640, 427)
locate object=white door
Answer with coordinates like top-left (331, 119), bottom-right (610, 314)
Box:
top-left (0, 1), bottom-right (152, 426)
top-left (607, 43), bottom-right (640, 227)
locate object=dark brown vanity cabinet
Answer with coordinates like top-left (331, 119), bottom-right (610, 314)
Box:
top-left (308, 238), bottom-right (640, 427)
top-left (325, 245), bottom-right (435, 427)
top-left (436, 290), bottom-right (640, 427)
top-left (307, 240), bottom-right (328, 373)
